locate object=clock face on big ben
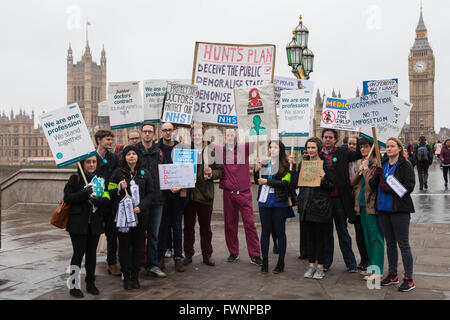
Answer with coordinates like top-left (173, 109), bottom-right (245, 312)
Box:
top-left (414, 60), bottom-right (427, 73)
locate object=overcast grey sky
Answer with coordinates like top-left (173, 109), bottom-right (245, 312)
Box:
top-left (0, 0), bottom-right (448, 130)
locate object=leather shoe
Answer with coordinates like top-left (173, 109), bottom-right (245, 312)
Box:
top-left (123, 279), bottom-right (133, 290)
top-left (131, 278), bottom-right (140, 289)
top-left (183, 257), bottom-right (192, 266)
top-left (86, 282), bottom-right (99, 295)
top-left (107, 264), bottom-right (121, 276)
top-left (203, 256), bottom-right (215, 266)
top-left (69, 288), bottom-right (84, 298)
top-left (175, 259), bottom-right (185, 272)
top-left (157, 259), bottom-right (166, 270)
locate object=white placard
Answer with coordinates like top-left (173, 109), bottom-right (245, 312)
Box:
top-left (192, 42), bottom-right (275, 126)
top-left (143, 79), bottom-right (191, 122)
top-left (39, 103), bottom-right (96, 168)
top-left (161, 82), bottom-right (197, 125)
top-left (108, 81), bottom-right (144, 129)
top-left (278, 89), bottom-right (313, 137)
top-left (346, 91), bottom-right (396, 129)
top-left (273, 76), bottom-right (314, 110)
top-left (363, 78), bottom-right (398, 97)
top-left (386, 175), bottom-right (407, 198)
top-left (360, 96), bottom-right (412, 147)
top-left (98, 100), bottom-right (109, 117)
top-left (159, 163), bottom-right (196, 190)
top-left (320, 97), bottom-right (355, 131)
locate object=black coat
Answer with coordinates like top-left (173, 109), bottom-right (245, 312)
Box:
top-left (108, 167), bottom-right (154, 228)
top-left (136, 141), bottom-right (165, 205)
top-left (96, 150), bottom-right (118, 186)
top-left (369, 157), bottom-right (415, 213)
top-left (320, 144), bottom-right (362, 222)
top-left (292, 157), bottom-right (335, 223)
top-left (64, 174), bottom-right (106, 235)
top-left (253, 161), bottom-right (291, 203)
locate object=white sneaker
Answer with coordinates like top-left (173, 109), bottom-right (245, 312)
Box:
top-left (149, 266), bottom-right (167, 278)
top-left (313, 268), bottom-right (325, 280)
top-left (165, 249), bottom-right (173, 258)
top-left (304, 266), bottom-right (316, 278)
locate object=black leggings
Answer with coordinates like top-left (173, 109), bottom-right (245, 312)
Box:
top-left (304, 221), bottom-right (327, 265)
top-left (69, 227), bottom-right (100, 284)
top-left (443, 166), bottom-right (450, 184)
top-left (118, 226), bottom-right (146, 279)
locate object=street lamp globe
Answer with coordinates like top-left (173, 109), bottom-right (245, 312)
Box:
top-left (302, 48), bottom-right (315, 76)
top-left (286, 31), bottom-right (303, 72)
top-left (294, 15), bottom-right (309, 47)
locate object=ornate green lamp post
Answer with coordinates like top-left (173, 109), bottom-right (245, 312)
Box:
top-left (286, 15), bottom-right (314, 80)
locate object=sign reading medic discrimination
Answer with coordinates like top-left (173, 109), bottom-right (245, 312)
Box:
top-left (192, 42), bottom-right (276, 126)
top-left (108, 81), bottom-right (144, 129)
top-left (161, 82), bottom-right (197, 125)
top-left (39, 103), bottom-right (96, 168)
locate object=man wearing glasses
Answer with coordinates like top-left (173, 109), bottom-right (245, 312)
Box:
top-left (135, 122), bottom-right (168, 278)
top-left (128, 129), bottom-right (141, 146)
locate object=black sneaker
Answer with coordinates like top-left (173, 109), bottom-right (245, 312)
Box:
top-left (227, 254), bottom-right (239, 262)
top-left (250, 256), bottom-right (263, 266)
top-left (398, 277), bottom-right (416, 292)
top-left (424, 183), bottom-right (428, 189)
top-left (69, 288), bottom-right (84, 298)
top-left (381, 273), bottom-right (399, 286)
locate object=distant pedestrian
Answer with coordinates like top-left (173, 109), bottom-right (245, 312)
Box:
top-left (370, 137), bottom-right (416, 292)
top-left (413, 136), bottom-right (433, 190)
top-left (440, 139), bottom-right (450, 188)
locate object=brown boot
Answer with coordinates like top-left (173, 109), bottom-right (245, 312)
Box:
top-left (107, 264), bottom-right (121, 276)
top-left (157, 259), bottom-right (166, 271)
top-left (175, 259), bottom-right (185, 272)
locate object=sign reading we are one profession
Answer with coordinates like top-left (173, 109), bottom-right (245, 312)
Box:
top-left (39, 103), bottom-right (96, 168)
top-left (192, 42), bottom-right (276, 126)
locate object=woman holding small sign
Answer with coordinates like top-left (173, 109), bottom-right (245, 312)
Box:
top-left (292, 137), bottom-right (335, 280)
top-left (254, 141), bottom-right (292, 274)
top-left (107, 145), bottom-right (154, 290)
top-left (64, 155), bottom-right (107, 298)
top-left (369, 137), bottom-right (416, 292)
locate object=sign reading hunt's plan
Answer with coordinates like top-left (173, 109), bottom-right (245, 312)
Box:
top-left (363, 78), bottom-right (398, 97)
top-left (346, 91), bottom-right (395, 129)
top-left (108, 81), bottom-right (144, 129)
top-left (234, 84), bottom-right (278, 143)
top-left (143, 79), bottom-right (191, 122)
top-left (192, 42), bottom-right (276, 126)
top-left (39, 103), bottom-right (96, 168)
top-left (360, 96), bottom-right (412, 147)
top-left (162, 82), bottom-right (197, 125)
top-left (159, 163), bottom-right (196, 190)
top-left (273, 76), bottom-right (314, 110)
top-left (320, 97), bottom-right (355, 131)
top-left (278, 89), bottom-right (313, 137)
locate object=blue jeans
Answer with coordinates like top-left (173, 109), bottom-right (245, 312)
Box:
top-left (259, 207), bottom-right (287, 260)
top-left (145, 205), bottom-right (163, 269)
top-left (324, 197), bottom-right (357, 270)
top-left (158, 193), bottom-right (184, 260)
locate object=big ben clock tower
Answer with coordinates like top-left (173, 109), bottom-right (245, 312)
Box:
top-left (407, 7), bottom-right (435, 143)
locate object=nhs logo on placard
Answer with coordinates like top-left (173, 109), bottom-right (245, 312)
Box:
top-left (217, 115), bottom-right (237, 125)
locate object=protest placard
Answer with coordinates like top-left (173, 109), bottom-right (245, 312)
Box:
top-left (273, 76), bottom-right (314, 110)
top-left (320, 97), bottom-right (355, 131)
top-left (159, 163), bottom-right (196, 190)
top-left (192, 42), bottom-right (275, 126)
top-left (278, 89), bottom-right (313, 137)
top-left (346, 91), bottom-right (396, 129)
top-left (162, 82), bottom-right (197, 126)
top-left (363, 78), bottom-right (398, 97)
top-left (108, 81), bottom-right (144, 129)
top-left (39, 103), bottom-right (96, 168)
top-left (359, 96), bottom-right (412, 147)
top-left (298, 160), bottom-right (323, 187)
top-left (234, 84), bottom-right (278, 143)
top-left (143, 79), bottom-right (191, 122)
top-left (173, 148), bottom-right (199, 179)
top-left (98, 100), bottom-right (109, 117)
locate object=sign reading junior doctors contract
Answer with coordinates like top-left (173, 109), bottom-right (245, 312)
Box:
top-left (39, 103), bottom-right (96, 168)
top-left (108, 81), bottom-right (144, 129)
top-left (192, 42), bottom-right (275, 126)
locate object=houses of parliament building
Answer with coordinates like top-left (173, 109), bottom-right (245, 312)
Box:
top-left (0, 9), bottom-right (442, 165)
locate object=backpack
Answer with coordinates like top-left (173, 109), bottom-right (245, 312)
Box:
top-left (51, 175), bottom-right (80, 228)
top-left (417, 145), bottom-right (429, 162)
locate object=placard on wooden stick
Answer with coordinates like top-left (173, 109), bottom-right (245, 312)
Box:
top-left (298, 160), bottom-right (323, 187)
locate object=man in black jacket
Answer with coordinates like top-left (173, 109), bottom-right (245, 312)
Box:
top-left (94, 129), bottom-right (120, 276)
top-left (413, 136), bottom-right (433, 190)
top-left (320, 129), bottom-right (362, 272)
top-left (136, 122), bottom-right (167, 278)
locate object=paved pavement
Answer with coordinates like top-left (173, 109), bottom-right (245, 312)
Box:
top-left (0, 162), bottom-right (449, 300)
